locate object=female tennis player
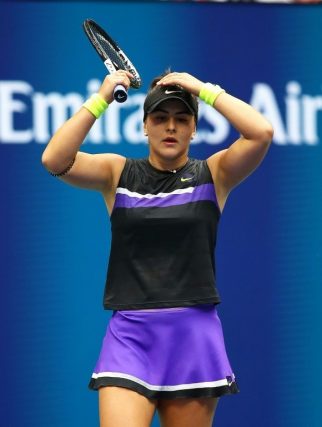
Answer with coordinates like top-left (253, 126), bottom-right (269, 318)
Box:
top-left (42, 70), bottom-right (273, 427)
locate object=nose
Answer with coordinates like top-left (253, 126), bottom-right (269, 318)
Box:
top-left (167, 117), bottom-right (176, 132)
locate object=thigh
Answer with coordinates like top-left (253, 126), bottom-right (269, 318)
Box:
top-left (99, 386), bottom-right (158, 427)
top-left (157, 397), bottom-right (219, 427)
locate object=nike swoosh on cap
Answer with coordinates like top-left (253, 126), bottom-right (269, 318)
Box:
top-left (164, 89), bottom-right (182, 95)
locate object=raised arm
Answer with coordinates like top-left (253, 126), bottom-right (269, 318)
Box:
top-left (156, 72), bottom-right (274, 210)
top-left (205, 91), bottom-right (273, 199)
top-left (41, 70), bottom-right (133, 193)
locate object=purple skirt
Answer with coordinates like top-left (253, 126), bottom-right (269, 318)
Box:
top-left (89, 304), bottom-right (239, 399)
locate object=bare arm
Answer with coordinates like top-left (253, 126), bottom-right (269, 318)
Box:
top-left (206, 92), bottom-right (273, 203)
top-left (41, 70), bottom-right (132, 193)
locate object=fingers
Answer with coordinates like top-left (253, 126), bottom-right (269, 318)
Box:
top-left (106, 70), bottom-right (133, 89)
top-left (156, 72), bottom-right (184, 86)
top-left (156, 72), bottom-right (194, 85)
top-left (156, 72), bottom-right (203, 96)
top-left (112, 69), bottom-right (134, 86)
top-left (99, 70), bottom-right (134, 103)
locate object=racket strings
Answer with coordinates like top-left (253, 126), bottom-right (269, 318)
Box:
top-left (95, 33), bottom-right (122, 70)
top-left (96, 33), bottom-right (141, 88)
top-left (84, 19), bottom-right (141, 89)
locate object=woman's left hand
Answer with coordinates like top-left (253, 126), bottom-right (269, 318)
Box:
top-left (156, 72), bottom-right (204, 97)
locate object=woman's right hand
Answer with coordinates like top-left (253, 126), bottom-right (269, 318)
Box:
top-left (98, 70), bottom-right (133, 103)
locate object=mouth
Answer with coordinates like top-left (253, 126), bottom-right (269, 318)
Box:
top-left (162, 137), bottom-right (178, 144)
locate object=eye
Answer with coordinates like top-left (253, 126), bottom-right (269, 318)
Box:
top-left (153, 114), bottom-right (167, 122)
top-left (177, 115), bottom-right (191, 123)
top-left (178, 117), bottom-right (188, 123)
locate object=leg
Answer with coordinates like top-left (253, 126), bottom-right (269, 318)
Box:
top-left (157, 397), bottom-right (219, 427)
top-left (99, 386), bottom-right (158, 427)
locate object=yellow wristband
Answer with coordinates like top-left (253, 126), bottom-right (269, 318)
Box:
top-left (199, 83), bottom-right (225, 107)
top-left (82, 93), bottom-right (108, 119)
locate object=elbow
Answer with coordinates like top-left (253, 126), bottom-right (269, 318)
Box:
top-left (41, 149), bottom-right (51, 171)
top-left (257, 123), bottom-right (274, 147)
top-left (41, 146), bottom-right (76, 176)
top-left (265, 123), bottom-right (274, 143)
top-left (41, 147), bottom-right (58, 173)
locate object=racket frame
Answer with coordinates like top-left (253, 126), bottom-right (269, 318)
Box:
top-left (83, 19), bottom-right (141, 103)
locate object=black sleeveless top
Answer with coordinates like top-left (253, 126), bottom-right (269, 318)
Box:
top-left (103, 158), bottom-right (221, 310)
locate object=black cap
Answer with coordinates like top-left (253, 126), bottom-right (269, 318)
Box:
top-left (143, 85), bottom-right (198, 121)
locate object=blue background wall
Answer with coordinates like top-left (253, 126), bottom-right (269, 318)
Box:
top-left (1, 2), bottom-right (322, 426)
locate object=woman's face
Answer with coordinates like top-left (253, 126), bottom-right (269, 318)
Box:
top-left (144, 99), bottom-right (196, 162)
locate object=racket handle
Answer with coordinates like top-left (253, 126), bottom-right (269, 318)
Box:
top-left (113, 84), bottom-right (128, 103)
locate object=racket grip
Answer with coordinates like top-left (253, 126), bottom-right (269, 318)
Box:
top-left (113, 84), bottom-right (128, 103)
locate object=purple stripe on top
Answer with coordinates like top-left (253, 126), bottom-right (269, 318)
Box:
top-left (114, 183), bottom-right (217, 209)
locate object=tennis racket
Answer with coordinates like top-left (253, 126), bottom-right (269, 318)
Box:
top-left (83, 19), bottom-right (141, 103)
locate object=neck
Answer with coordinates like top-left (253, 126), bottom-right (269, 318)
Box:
top-left (148, 155), bottom-right (189, 173)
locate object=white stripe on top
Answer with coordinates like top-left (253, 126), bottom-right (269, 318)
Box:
top-left (116, 186), bottom-right (194, 199)
top-left (91, 371), bottom-right (233, 391)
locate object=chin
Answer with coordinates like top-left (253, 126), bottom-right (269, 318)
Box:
top-left (161, 145), bottom-right (186, 156)
top-left (160, 151), bottom-right (183, 161)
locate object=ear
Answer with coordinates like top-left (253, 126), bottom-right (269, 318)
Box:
top-left (143, 124), bottom-right (148, 136)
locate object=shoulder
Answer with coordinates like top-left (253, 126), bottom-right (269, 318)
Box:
top-left (99, 153), bottom-right (126, 165)
top-left (206, 150), bottom-right (227, 172)
top-left (87, 152), bottom-right (126, 171)
top-left (100, 153), bottom-right (126, 168)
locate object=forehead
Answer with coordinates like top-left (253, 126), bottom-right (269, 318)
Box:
top-left (151, 98), bottom-right (192, 114)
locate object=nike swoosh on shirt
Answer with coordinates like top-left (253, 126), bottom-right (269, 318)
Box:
top-left (181, 177), bottom-right (193, 182)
